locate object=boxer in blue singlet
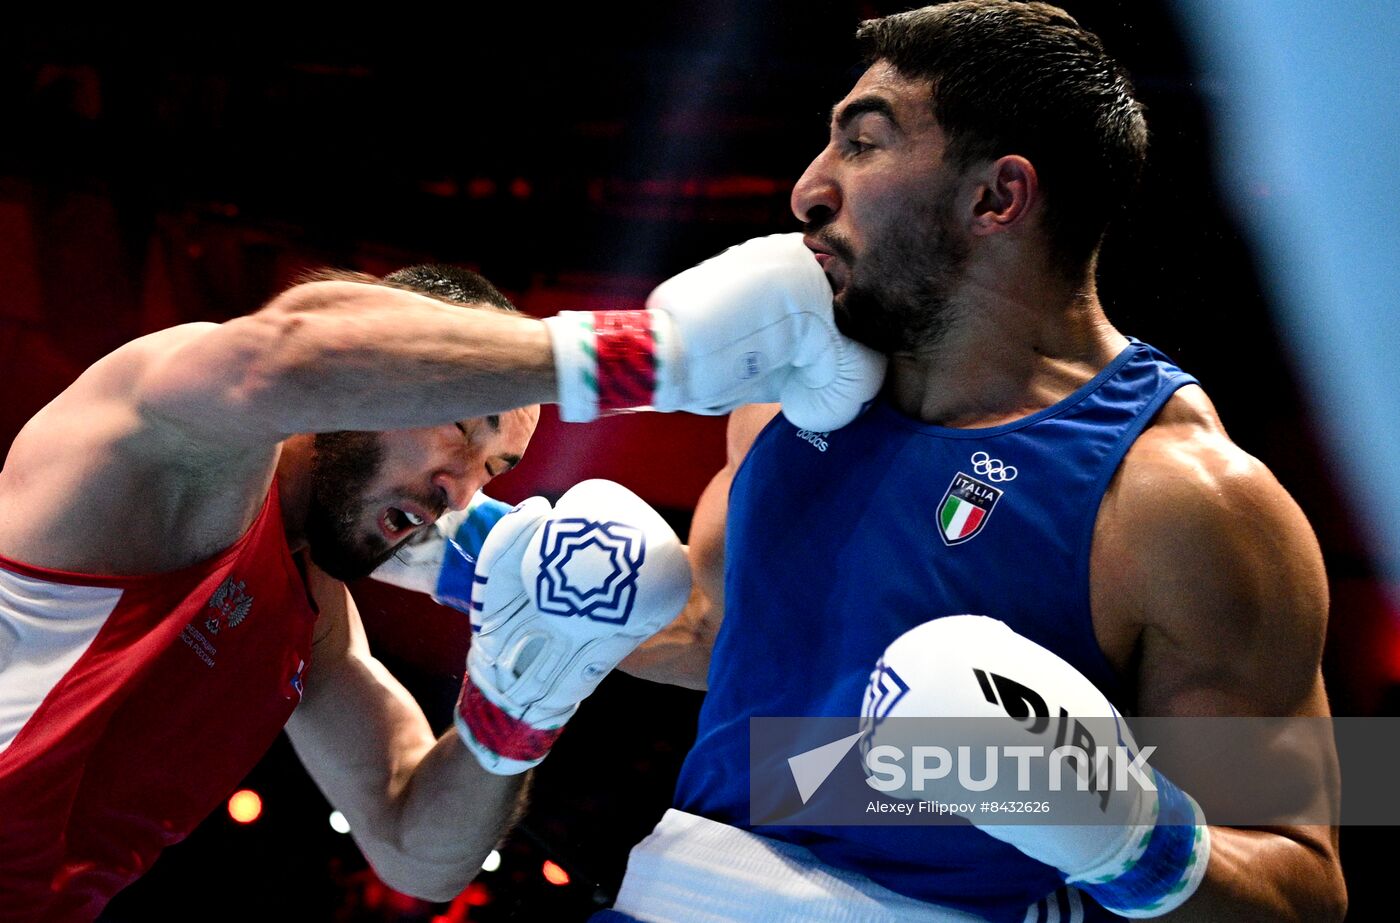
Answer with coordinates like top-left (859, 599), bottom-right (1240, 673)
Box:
top-left (611, 3), bottom-right (1345, 920)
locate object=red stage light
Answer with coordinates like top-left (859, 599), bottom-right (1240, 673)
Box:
top-left (542, 860), bottom-right (570, 886)
top-left (227, 789), bottom-right (262, 824)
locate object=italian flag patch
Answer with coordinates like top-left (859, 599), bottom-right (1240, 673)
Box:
top-left (938, 473), bottom-right (1003, 546)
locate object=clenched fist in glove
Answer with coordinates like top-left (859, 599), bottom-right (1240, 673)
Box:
top-left (376, 481), bottom-right (691, 774)
top-left (543, 233), bottom-right (886, 431)
top-left (862, 616), bottom-right (1210, 918)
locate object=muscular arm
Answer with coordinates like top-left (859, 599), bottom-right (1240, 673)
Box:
top-left (285, 561), bottom-right (527, 901)
top-left (0, 281), bottom-right (555, 573)
top-left (136, 280), bottom-right (556, 444)
top-left (619, 403), bottom-right (780, 689)
top-left (1092, 390), bottom-right (1346, 921)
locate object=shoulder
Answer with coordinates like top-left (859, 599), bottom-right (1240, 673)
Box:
top-left (0, 324), bottom-right (280, 571)
top-left (1102, 385), bottom-right (1318, 573)
top-left (1, 324), bottom-right (225, 481)
top-left (19, 323), bottom-right (221, 418)
top-left (1091, 385), bottom-right (1328, 713)
top-left (79, 323), bottom-right (223, 393)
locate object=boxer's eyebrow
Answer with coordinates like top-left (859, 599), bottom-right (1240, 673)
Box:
top-left (831, 96), bottom-right (901, 134)
top-left (485, 414), bottom-right (500, 431)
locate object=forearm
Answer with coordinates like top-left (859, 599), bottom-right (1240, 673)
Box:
top-left (619, 584), bottom-right (716, 690)
top-left (143, 280), bottom-right (556, 437)
top-left (367, 730), bottom-right (530, 901)
top-left (288, 617), bottom-right (530, 903)
top-left (1161, 827), bottom-right (1345, 923)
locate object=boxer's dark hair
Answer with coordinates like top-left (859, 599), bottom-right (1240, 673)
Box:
top-left (297, 265), bottom-right (519, 314)
top-left (382, 264), bottom-right (519, 313)
top-left (856, 1), bottom-right (1147, 272)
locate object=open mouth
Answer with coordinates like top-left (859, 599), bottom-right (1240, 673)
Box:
top-left (380, 506), bottom-right (426, 539)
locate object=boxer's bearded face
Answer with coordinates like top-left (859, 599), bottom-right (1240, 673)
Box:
top-left (303, 410), bottom-right (538, 582)
top-left (817, 178), bottom-right (967, 354)
top-left (306, 431), bottom-right (400, 582)
top-left (793, 61), bottom-right (972, 354)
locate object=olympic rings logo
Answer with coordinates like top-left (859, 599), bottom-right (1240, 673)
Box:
top-left (971, 451), bottom-right (1017, 482)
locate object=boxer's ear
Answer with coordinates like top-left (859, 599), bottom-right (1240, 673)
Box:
top-left (969, 155), bottom-right (1039, 237)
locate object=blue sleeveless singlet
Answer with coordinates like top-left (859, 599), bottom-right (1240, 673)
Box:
top-left (674, 340), bottom-right (1197, 922)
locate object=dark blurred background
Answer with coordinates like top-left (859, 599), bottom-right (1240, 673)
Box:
top-left (2, 2), bottom-right (1394, 920)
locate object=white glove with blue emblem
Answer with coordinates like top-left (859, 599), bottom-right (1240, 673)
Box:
top-left (454, 480), bottom-right (691, 774)
top-left (863, 616), bottom-right (1210, 918)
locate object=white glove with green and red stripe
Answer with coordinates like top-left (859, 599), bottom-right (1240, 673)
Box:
top-left (455, 480), bottom-right (691, 774)
top-left (542, 233), bottom-right (886, 432)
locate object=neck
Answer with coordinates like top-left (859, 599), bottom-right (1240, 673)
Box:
top-left (275, 435), bottom-right (315, 553)
top-left (886, 262), bottom-right (1128, 427)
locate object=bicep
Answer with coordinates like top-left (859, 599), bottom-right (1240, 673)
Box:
top-left (618, 462), bottom-right (731, 688)
top-left (685, 404), bottom-right (782, 633)
top-left (1132, 509), bottom-right (1343, 918)
top-left (1131, 464), bottom-right (1328, 718)
top-left (617, 404), bottom-right (779, 687)
top-left (1096, 443), bottom-right (1341, 860)
top-left (1092, 412), bottom-right (1330, 718)
top-left (286, 568), bottom-right (437, 835)
top-left (1091, 414), bottom-right (1344, 918)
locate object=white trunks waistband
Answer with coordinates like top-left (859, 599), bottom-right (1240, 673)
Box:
top-left (611, 809), bottom-right (987, 923)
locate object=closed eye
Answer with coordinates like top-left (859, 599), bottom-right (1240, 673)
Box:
top-left (487, 454), bottom-right (522, 479)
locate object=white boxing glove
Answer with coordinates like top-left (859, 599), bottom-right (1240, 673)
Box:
top-left (862, 616), bottom-right (1211, 919)
top-left (455, 480), bottom-right (691, 774)
top-left (542, 233), bottom-right (886, 431)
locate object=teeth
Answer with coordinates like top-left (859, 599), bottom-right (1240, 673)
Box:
top-left (403, 510), bottom-right (424, 526)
